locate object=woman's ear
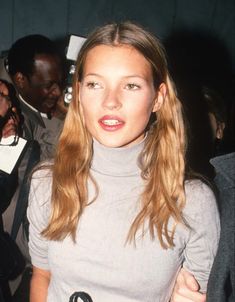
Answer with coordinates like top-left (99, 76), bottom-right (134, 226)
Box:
top-left (152, 83), bottom-right (166, 113)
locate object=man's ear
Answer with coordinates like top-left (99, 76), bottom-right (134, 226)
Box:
top-left (152, 83), bottom-right (166, 113)
top-left (216, 122), bottom-right (225, 140)
top-left (13, 72), bottom-right (27, 89)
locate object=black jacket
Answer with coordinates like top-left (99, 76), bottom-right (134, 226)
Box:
top-left (207, 153), bottom-right (235, 302)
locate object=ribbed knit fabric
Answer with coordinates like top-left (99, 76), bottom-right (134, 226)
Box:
top-left (27, 139), bottom-right (220, 302)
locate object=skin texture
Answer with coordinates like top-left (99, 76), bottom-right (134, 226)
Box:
top-left (78, 45), bottom-right (165, 148)
top-left (13, 54), bottom-right (63, 114)
top-left (30, 266), bottom-right (51, 302)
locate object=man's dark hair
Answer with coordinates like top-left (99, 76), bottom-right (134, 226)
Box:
top-left (7, 34), bottom-right (61, 77)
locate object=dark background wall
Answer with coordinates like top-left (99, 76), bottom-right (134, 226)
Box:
top-left (0, 0), bottom-right (234, 172)
top-left (0, 0), bottom-right (234, 71)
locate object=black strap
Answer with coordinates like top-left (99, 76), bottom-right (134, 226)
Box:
top-left (11, 140), bottom-right (40, 240)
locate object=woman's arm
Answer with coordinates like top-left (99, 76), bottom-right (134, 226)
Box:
top-left (182, 180), bottom-right (220, 292)
top-left (30, 266), bottom-right (51, 302)
top-left (170, 180), bottom-right (220, 302)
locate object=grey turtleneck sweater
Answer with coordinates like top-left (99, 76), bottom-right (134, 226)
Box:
top-left (27, 139), bottom-right (220, 302)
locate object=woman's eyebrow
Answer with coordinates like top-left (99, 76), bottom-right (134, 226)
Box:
top-left (84, 73), bottom-right (146, 80)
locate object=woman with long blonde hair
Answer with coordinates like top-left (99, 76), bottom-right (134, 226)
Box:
top-left (27, 22), bottom-right (219, 302)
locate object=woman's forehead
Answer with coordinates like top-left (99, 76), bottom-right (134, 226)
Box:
top-left (82, 44), bottom-right (152, 77)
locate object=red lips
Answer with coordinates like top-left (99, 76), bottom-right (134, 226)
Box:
top-left (98, 115), bottom-right (125, 131)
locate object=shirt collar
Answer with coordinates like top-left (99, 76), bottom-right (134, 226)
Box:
top-left (18, 94), bottom-right (48, 119)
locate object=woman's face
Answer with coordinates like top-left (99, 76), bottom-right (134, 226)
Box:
top-left (78, 44), bottom-right (165, 148)
top-left (0, 81), bottom-right (11, 116)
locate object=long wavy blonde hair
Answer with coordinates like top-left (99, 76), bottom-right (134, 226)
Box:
top-left (42, 22), bottom-right (187, 248)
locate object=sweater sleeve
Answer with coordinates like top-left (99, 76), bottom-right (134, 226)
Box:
top-left (182, 180), bottom-right (220, 293)
top-left (27, 168), bottom-right (52, 271)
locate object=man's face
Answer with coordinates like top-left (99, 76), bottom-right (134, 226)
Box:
top-left (19, 54), bottom-right (64, 114)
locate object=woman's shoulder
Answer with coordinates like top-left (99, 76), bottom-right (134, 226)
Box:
top-left (29, 163), bottom-right (53, 205)
top-left (31, 162), bottom-right (53, 181)
top-left (28, 163), bottom-right (53, 220)
top-left (183, 178), bottom-right (219, 220)
top-left (184, 178), bottom-right (215, 198)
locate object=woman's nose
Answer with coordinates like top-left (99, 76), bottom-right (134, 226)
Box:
top-left (102, 88), bottom-right (121, 110)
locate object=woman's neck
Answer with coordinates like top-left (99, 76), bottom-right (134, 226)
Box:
top-left (91, 138), bottom-right (146, 177)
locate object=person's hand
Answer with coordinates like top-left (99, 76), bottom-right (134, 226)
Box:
top-left (171, 268), bottom-right (206, 302)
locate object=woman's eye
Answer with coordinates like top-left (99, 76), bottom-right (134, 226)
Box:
top-left (86, 82), bottom-right (101, 89)
top-left (125, 83), bottom-right (140, 90)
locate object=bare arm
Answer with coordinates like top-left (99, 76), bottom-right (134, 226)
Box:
top-left (171, 268), bottom-right (206, 302)
top-left (30, 266), bottom-right (51, 302)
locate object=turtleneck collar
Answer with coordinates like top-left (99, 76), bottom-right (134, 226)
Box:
top-left (91, 138), bottom-right (146, 177)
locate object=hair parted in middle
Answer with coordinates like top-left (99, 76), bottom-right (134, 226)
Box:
top-left (42, 21), bottom-right (187, 249)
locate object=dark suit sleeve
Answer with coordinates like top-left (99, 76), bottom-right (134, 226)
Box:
top-left (207, 188), bottom-right (235, 302)
top-left (0, 171), bottom-right (18, 214)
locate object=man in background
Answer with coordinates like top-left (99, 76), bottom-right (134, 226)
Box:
top-left (1, 34), bottom-right (66, 301)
